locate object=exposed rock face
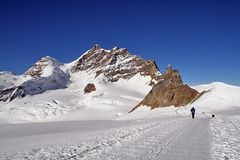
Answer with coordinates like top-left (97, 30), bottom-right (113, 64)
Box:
top-left (0, 45), bottom-right (195, 107)
top-left (1, 45), bottom-right (162, 102)
top-left (24, 56), bottom-right (62, 78)
top-left (0, 86), bottom-right (28, 102)
top-left (71, 44), bottom-right (162, 84)
top-left (84, 83), bottom-right (96, 93)
top-left (130, 65), bottom-right (199, 112)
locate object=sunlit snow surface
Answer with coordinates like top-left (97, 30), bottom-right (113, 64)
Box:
top-left (0, 111), bottom-right (240, 159)
top-left (1, 60), bottom-right (240, 159)
top-left (0, 72), bottom-right (152, 123)
top-left (0, 80), bottom-right (240, 159)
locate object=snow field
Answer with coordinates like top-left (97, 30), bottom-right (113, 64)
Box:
top-left (210, 114), bottom-right (240, 160)
top-left (0, 116), bottom-right (211, 160)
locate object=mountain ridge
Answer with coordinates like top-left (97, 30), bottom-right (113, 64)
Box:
top-left (1, 45), bottom-right (237, 124)
top-left (0, 45), bottom-right (164, 102)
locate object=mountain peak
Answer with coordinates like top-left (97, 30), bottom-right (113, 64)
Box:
top-left (94, 44), bottom-right (101, 50)
top-left (36, 55), bottom-right (60, 65)
top-left (71, 45), bottom-right (162, 84)
top-left (130, 65), bottom-right (198, 112)
top-left (164, 65), bottom-right (182, 84)
top-left (24, 55), bottom-right (62, 78)
top-left (43, 55), bottom-right (52, 59)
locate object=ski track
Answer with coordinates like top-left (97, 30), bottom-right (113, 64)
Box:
top-left (0, 117), bottom-right (212, 160)
top-left (92, 117), bottom-right (210, 160)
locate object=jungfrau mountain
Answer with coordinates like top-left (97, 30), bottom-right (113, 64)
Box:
top-left (0, 44), bottom-right (239, 123)
top-left (71, 44), bottom-right (162, 84)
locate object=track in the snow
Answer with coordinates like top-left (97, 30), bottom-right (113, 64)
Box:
top-left (0, 117), bottom-right (211, 160)
top-left (89, 117), bottom-right (211, 160)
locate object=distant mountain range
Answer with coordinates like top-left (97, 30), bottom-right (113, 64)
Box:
top-left (0, 45), bottom-right (239, 123)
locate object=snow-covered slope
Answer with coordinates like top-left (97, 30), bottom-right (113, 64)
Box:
top-left (118, 82), bottom-right (240, 120)
top-left (0, 73), bottom-right (151, 123)
top-left (1, 74), bottom-right (239, 124)
top-left (191, 82), bottom-right (240, 112)
top-left (0, 72), bottom-right (19, 89)
top-left (23, 56), bottom-right (70, 93)
top-left (0, 45), bottom-right (158, 123)
top-left (0, 56), bottom-right (70, 102)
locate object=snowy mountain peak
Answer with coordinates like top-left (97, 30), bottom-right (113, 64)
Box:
top-left (0, 55), bottom-right (70, 102)
top-left (24, 56), bottom-right (63, 78)
top-left (1, 45), bottom-right (240, 125)
top-left (72, 45), bottom-right (162, 84)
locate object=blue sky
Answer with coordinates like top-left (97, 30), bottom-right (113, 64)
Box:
top-left (0, 0), bottom-right (240, 86)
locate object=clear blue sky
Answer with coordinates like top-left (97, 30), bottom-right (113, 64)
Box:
top-left (0, 0), bottom-right (240, 86)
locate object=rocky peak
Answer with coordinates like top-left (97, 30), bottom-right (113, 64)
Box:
top-left (165, 64), bottom-right (173, 75)
top-left (24, 56), bottom-right (62, 78)
top-left (130, 65), bottom-right (199, 112)
top-left (163, 64), bottom-right (183, 85)
top-left (71, 45), bottom-right (162, 85)
top-left (88, 44), bottom-right (102, 53)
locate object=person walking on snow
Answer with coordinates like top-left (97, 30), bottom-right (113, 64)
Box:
top-left (190, 107), bottom-right (195, 119)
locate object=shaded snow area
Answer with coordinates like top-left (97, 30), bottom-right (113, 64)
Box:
top-left (20, 56), bottom-right (70, 95)
top-left (192, 82), bottom-right (240, 112)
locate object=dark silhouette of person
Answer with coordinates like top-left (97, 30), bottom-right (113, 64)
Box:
top-left (190, 107), bottom-right (195, 119)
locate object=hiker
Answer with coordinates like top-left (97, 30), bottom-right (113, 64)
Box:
top-left (190, 107), bottom-right (195, 119)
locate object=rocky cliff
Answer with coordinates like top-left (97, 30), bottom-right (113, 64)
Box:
top-left (71, 44), bottom-right (162, 84)
top-left (130, 65), bottom-right (199, 112)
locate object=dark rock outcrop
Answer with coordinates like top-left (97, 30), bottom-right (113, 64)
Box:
top-left (130, 65), bottom-right (199, 112)
top-left (0, 86), bottom-right (28, 102)
top-left (84, 83), bottom-right (96, 93)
